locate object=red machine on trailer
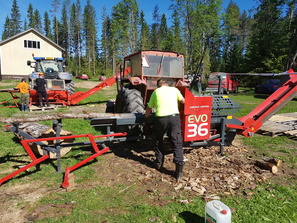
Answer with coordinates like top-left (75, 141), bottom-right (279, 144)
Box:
top-left (28, 67), bottom-right (131, 106)
top-left (0, 68), bottom-right (130, 108)
top-left (0, 51), bottom-right (296, 188)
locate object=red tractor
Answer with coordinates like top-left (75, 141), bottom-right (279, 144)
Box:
top-left (102, 50), bottom-right (297, 152)
top-left (114, 50), bottom-right (189, 113)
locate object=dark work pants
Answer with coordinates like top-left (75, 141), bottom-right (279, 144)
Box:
top-left (38, 91), bottom-right (50, 107)
top-left (153, 114), bottom-right (184, 164)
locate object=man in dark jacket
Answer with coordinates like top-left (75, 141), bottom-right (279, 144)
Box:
top-left (35, 73), bottom-right (50, 107)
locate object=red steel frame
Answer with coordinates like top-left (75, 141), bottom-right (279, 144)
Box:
top-left (0, 89), bottom-right (20, 107)
top-left (0, 132), bottom-right (127, 187)
top-left (30, 67), bottom-right (131, 106)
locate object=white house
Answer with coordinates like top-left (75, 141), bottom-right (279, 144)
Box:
top-left (0, 28), bottom-right (64, 80)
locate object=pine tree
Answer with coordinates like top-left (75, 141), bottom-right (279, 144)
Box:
top-left (170, 0), bottom-right (197, 72)
top-left (139, 10), bottom-right (151, 50)
top-left (170, 9), bottom-right (185, 54)
top-left (150, 4), bottom-right (161, 50)
top-left (238, 10), bottom-right (253, 72)
top-left (285, 0), bottom-right (297, 70)
top-left (222, 1), bottom-right (242, 72)
top-left (111, 0), bottom-right (140, 57)
top-left (44, 11), bottom-right (53, 40)
top-left (52, 16), bottom-right (60, 44)
top-left (59, 3), bottom-right (69, 52)
top-left (2, 16), bottom-right (12, 40)
top-left (27, 4), bottom-right (42, 33)
top-left (83, 0), bottom-right (98, 77)
top-left (34, 10), bottom-right (43, 33)
top-left (9, 0), bottom-right (22, 36)
top-left (70, 0), bottom-right (83, 75)
top-left (193, 0), bottom-right (222, 75)
top-left (246, 0), bottom-right (286, 73)
top-left (51, 0), bottom-right (61, 44)
top-left (27, 3), bottom-right (35, 28)
top-left (100, 6), bottom-right (113, 73)
top-left (159, 14), bottom-right (169, 50)
top-left (23, 19), bottom-right (28, 30)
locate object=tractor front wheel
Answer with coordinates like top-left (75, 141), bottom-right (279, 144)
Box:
top-left (65, 81), bottom-right (75, 94)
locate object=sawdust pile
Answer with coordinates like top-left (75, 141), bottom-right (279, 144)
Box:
top-left (100, 139), bottom-right (275, 197)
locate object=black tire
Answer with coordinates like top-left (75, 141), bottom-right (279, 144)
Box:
top-left (65, 81), bottom-right (75, 94)
top-left (115, 88), bottom-right (145, 136)
top-left (115, 88), bottom-right (145, 113)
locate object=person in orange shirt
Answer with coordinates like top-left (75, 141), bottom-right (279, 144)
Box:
top-left (16, 78), bottom-right (30, 111)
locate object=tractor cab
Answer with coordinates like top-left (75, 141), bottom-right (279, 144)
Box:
top-left (116, 50), bottom-right (188, 113)
top-left (27, 56), bottom-right (74, 94)
top-left (35, 58), bottom-right (64, 78)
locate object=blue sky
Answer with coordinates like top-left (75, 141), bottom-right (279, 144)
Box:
top-left (0, 0), bottom-right (258, 37)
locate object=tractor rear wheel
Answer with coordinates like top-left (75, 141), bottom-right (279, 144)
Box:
top-left (115, 88), bottom-right (145, 113)
top-left (115, 88), bottom-right (145, 136)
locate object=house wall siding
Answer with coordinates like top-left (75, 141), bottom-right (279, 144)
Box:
top-left (0, 30), bottom-right (62, 80)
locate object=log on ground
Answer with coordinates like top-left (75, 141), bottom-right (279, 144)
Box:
top-left (14, 122), bottom-right (74, 159)
top-left (262, 157), bottom-right (282, 167)
top-left (255, 160), bottom-right (278, 174)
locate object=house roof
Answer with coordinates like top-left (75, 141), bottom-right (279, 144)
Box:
top-left (0, 28), bottom-right (64, 51)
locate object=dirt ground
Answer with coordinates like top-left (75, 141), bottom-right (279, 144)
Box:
top-left (0, 81), bottom-right (296, 222)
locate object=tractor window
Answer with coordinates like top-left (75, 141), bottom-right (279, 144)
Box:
top-left (40, 61), bottom-right (63, 73)
top-left (35, 63), bottom-right (42, 72)
top-left (143, 55), bottom-right (183, 78)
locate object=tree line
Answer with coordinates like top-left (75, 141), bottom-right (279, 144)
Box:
top-left (2, 0), bottom-right (297, 87)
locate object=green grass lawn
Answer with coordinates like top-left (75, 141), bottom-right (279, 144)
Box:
top-left (0, 84), bottom-right (296, 223)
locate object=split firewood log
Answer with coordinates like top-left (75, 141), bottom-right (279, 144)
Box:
top-left (262, 157), bottom-right (282, 167)
top-left (14, 122), bottom-right (74, 159)
top-left (255, 160), bottom-right (278, 174)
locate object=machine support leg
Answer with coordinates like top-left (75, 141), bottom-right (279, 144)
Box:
top-left (53, 120), bottom-right (63, 173)
top-left (219, 117), bottom-right (226, 155)
top-left (61, 146), bottom-right (110, 188)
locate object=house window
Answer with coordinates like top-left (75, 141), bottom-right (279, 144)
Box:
top-left (24, 40), bottom-right (40, 49)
